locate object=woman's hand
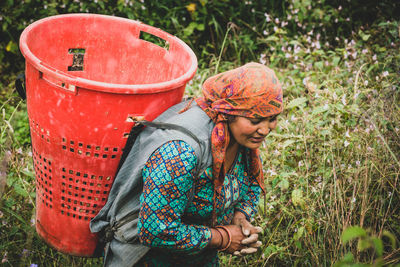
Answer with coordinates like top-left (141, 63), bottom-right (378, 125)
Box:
top-left (209, 224), bottom-right (247, 253)
top-left (231, 211), bottom-right (263, 256)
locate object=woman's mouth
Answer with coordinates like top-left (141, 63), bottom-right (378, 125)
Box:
top-left (249, 136), bottom-right (265, 143)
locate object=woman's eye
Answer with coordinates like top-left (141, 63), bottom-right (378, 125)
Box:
top-left (249, 119), bottom-right (262, 124)
top-left (269, 116), bottom-right (278, 122)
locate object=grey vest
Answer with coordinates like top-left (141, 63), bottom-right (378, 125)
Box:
top-left (90, 101), bottom-right (214, 266)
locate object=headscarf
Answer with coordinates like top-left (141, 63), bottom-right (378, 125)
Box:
top-left (195, 62), bottom-right (283, 194)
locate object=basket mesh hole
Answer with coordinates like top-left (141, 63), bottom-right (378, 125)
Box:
top-left (33, 149), bottom-right (53, 209)
top-left (60, 168), bottom-right (113, 220)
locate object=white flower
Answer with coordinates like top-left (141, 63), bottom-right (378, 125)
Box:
top-left (351, 197), bottom-right (356, 203)
top-left (345, 130), bottom-right (350, 138)
top-left (344, 140), bottom-right (350, 147)
top-left (356, 161), bottom-right (361, 166)
top-left (341, 94), bottom-right (347, 106)
top-left (266, 169), bottom-right (277, 176)
top-left (298, 161), bottom-right (304, 167)
top-left (382, 71), bottom-right (389, 77)
top-left (364, 80), bottom-right (369, 86)
top-left (259, 54), bottom-right (267, 64)
top-left (263, 30), bottom-right (268, 36)
top-left (372, 54), bottom-right (377, 61)
top-left (264, 13), bottom-right (271, 22)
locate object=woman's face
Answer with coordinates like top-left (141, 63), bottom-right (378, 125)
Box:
top-left (228, 115), bottom-right (278, 149)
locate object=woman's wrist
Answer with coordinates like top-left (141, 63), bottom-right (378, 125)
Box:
top-left (208, 227), bottom-right (231, 250)
top-left (215, 226), bottom-right (232, 251)
top-left (208, 228), bottom-right (224, 248)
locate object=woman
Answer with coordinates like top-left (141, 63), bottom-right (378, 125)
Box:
top-left (90, 62), bottom-right (283, 267)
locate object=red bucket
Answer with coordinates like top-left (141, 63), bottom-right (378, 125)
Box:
top-left (19, 13), bottom-right (197, 256)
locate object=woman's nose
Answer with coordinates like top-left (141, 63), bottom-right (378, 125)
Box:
top-left (257, 121), bottom-right (271, 135)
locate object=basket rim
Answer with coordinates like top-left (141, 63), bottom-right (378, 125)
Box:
top-left (19, 13), bottom-right (198, 94)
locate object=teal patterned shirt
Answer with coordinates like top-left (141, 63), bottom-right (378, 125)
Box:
top-left (137, 140), bottom-right (261, 266)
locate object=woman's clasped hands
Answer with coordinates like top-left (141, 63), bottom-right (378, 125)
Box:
top-left (231, 211), bottom-right (263, 256)
top-left (210, 211), bottom-right (262, 256)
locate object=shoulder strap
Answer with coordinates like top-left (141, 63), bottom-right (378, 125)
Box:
top-left (115, 123), bottom-right (145, 175)
top-left (116, 120), bottom-right (204, 177)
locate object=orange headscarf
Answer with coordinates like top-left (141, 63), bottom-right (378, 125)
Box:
top-left (195, 62), bottom-right (283, 193)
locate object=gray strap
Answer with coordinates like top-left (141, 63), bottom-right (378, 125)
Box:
top-left (138, 120), bottom-right (203, 149)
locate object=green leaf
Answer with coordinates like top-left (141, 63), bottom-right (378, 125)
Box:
top-left (314, 61), bottom-right (323, 69)
top-left (21, 170), bottom-right (35, 178)
top-left (332, 56), bottom-right (340, 66)
top-left (382, 230), bottom-right (396, 249)
top-left (357, 238), bottom-right (371, 252)
top-left (282, 139), bottom-right (296, 148)
top-left (372, 237), bottom-right (383, 256)
top-left (312, 105), bottom-right (329, 115)
top-left (341, 226), bottom-right (367, 244)
top-left (358, 30), bottom-right (371, 41)
top-left (295, 240), bottom-right (302, 249)
top-left (291, 189), bottom-right (304, 208)
top-left (13, 184), bottom-right (28, 197)
top-left (265, 36), bottom-right (280, 42)
top-left (342, 252), bottom-right (355, 263)
top-left (183, 22), bottom-right (198, 36)
top-left (279, 178), bottom-right (289, 191)
top-left (196, 23), bottom-right (205, 31)
top-left (293, 226), bottom-right (305, 240)
top-left (286, 97), bottom-right (307, 109)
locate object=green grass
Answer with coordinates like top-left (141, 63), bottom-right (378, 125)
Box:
top-left (1, 2), bottom-right (399, 266)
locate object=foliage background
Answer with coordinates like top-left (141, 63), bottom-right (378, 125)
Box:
top-left (0, 0), bottom-right (399, 266)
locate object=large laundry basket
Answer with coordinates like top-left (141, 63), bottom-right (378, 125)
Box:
top-left (19, 13), bottom-right (197, 257)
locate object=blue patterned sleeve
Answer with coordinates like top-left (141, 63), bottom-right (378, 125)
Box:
top-left (235, 175), bottom-right (262, 221)
top-left (138, 140), bottom-right (211, 254)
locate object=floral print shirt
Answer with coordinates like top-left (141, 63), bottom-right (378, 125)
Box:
top-left (137, 140), bottom-right (261, 266)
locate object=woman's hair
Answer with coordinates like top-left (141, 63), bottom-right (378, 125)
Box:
top-left (226, 114), bottom-right (236, 123)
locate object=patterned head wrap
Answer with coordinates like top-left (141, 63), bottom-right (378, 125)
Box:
top-left (195, 62), bottom-right (283, 193)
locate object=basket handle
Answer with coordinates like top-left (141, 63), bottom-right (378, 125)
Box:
top-left (139, 30), bottom-right (169, 51)
top-left (39, 62), bottom-right (78, 95)
top-left (15, 73), bottom-right (26, 100)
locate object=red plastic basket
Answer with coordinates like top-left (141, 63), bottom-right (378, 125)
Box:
top-left (19, 13), bottom-right (197, 256)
